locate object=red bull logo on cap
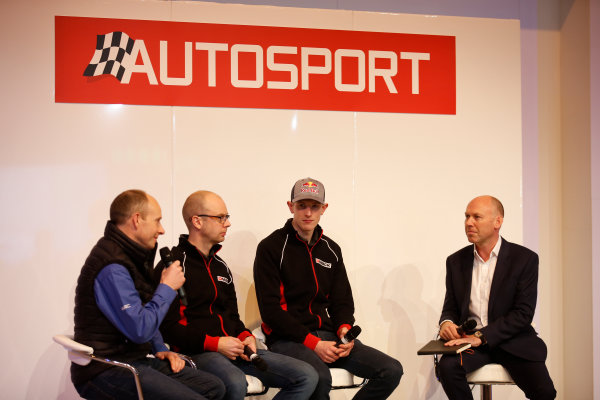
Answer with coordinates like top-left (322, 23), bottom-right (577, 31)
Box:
top-left (292, 177), bottom-right (325, 202)
top-left (301, 181), bottom-right (319, 194)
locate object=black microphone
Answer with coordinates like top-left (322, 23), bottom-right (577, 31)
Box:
top-left (336, 325), bottom-right (362, 346)
top-left (456, 319), bottom-right (477, 336)
top-left (244, 345), bottom-right (268, 371)
top-left (159, 247), bottom-right (187, 306)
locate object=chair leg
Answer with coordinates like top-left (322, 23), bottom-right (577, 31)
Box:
top-left (90, 355), bottom-right (144, 400)
top-left (480, 384), bottom-right (492, 400)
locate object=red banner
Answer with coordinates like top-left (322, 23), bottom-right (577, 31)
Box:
top-left (55, 16), bottom-right (455, 114)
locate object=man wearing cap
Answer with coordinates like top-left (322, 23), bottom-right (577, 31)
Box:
top-left (155, 190), bottom-right (318, 400)
top-left (253, 178), bottom-right (403, 400)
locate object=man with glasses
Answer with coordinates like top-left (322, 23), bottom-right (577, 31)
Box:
top-left (156, 190), bottom-right (318, 400)
top-left (253, 178), bottom-right (403, 400)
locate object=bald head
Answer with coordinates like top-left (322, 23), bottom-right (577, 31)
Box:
top-left (464, 195), bottom-right (504, 253)
top-left (183, 191), bottom-right (224, 230)
top-left (183, 191), bottom-right (230, 252)
top-left (468, 195), bottom-right (504, 217)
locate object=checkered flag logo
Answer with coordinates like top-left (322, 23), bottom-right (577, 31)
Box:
top-left (83, 31), bottom-right (135, 81)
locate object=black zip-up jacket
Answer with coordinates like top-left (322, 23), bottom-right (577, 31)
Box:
top-left (155, 235), bottom-right (251, 354)
top-left (253, 219), bottom-right (355, 349)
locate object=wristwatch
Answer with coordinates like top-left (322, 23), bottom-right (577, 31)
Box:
top-left (473, 330), bottom-right (487, 345)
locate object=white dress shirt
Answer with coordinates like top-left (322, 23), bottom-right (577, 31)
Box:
top-left (469, 237), bottom-right (502, 329)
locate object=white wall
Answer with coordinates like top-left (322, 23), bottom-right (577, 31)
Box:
top-left (0, 1), bottom-right (569, 399)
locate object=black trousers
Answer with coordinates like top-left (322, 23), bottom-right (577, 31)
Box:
top-left (438, 346), bottom-right (556, 400)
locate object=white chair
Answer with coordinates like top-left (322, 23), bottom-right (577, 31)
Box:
top-left (251, 327), bottom-right (367, 391)
top-left (54, 334), bottom-right (200, 400)
top-left (466, 363), bottom-right (514, 400)
top-left (246, 374), bottom-right (268, 397)
top-left (53, 334), bottom-right (145, 400)
top-left (243, 328), bottom-right (268, 397)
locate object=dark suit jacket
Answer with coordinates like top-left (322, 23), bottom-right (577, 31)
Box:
top-left (439, 238), bottom-right (547, 362)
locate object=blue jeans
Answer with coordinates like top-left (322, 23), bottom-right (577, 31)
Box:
top-left (192, 350), bottom-right (318, 400)
top-left (270, 330), bottom-right (403, 400)
top-left (75, 356), bottom-right (226, 400)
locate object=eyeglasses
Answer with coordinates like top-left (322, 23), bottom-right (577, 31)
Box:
top-left (196, 214), bottom-right (231, 224)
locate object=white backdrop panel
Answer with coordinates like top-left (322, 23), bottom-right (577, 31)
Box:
top-left (0, 0), bottom-right (522, 399)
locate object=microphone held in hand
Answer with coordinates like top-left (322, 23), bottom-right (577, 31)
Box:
top-left (336, 325), bottom-right (362, 346)
top-left (456, 319), bottom-right (477, 336)
top-left (244, 345), bottom-right (268, 371)
top-left (159, 247), bottom-right (187, 306)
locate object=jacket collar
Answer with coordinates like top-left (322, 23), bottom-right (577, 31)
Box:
top-left (461, 237), bottom-right (511, 320)
top-left (104, 220), bottom-right (157, 273)
top-left (284, 218), bottom-right (323, 246)
top-left (178, 234), bottom-right (222, 259)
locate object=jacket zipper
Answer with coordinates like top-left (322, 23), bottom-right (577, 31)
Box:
top-left (298, 233), bottom-right (323, 328)
top-left (202, 253), bottom-right (229, 336)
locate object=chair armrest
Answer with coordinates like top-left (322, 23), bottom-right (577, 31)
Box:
top-left (53, 334), bottom-right (94, 366)
top-left (53, 334), bottom-right (93, 354)
top-left (175, 353), bottom-right (197, 369)
top-left (163, 342), bottom-right (197, 369)
top-left (53, 333), bottom-right (145, 399)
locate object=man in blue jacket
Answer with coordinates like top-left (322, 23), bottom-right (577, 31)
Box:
top-left (253, 178), bottom-right (403, 400)
top-left (438, 195), bottom-right (556, 399)
top-left (71, 189), bottom-right (225, 399)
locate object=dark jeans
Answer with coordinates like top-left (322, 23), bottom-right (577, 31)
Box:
top-left (75, 356), bottom-right (226, 400)
top-left (438, 346), bottom-right (556, 400)
top-left (270, 330), bottom-right (403, 400)
top-left (192, 350), bottom-right (318, 400)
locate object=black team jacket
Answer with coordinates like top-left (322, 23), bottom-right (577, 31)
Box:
top-left (253, 219), bottom-right (355, 349)
top-left (156, 235), bottom-right (252, 354)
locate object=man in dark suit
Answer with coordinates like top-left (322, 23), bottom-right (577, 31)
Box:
top-left (437, 195), bottom-right (556, 400)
